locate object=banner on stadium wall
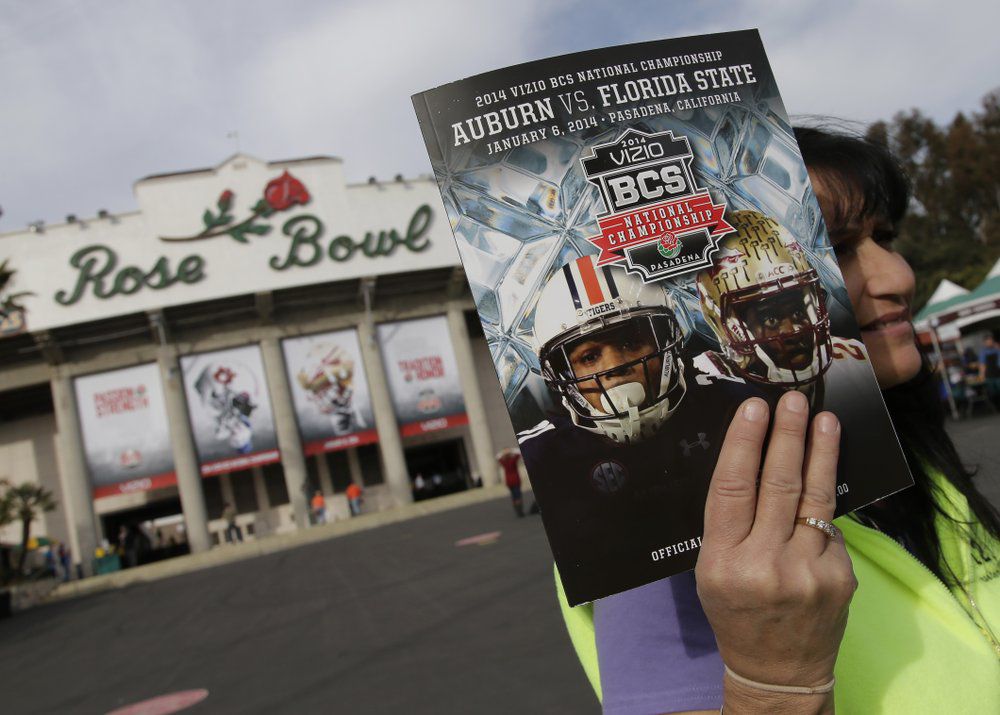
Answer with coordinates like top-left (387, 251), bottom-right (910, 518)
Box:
top-left (74, 363), bottom-right (176, 498)
top-left (180, 345), bottom-right (280, 475)
top-left (282, 329), bottom-right (378, 455)
top-left (376, 316), bottom-right (468, 436)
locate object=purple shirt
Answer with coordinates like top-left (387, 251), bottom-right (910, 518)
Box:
top-left (594, 570), bottom-right (723, 714)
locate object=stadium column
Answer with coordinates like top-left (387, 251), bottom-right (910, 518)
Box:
top-left (259, 338), bottom-right (310, 529)
top-left (157, 347), bottom-right (212, 554)
top-left (446, 306), bottom-right (498, 486)
top-left (50, 374), bottom-right (100, 576)
top-left (315, 454), bottom-right (334, 496)
top-left (251, 466), bottom-right (270, 511)
top-left (356, 319), bottom-right (412, 507)
top-left (219, 473), bottom-right (236, 510)
top-left (346, 447), bottom-right (364, 487)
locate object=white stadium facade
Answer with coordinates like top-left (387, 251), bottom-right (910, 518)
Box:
top-left (0, 154), bottom-right (520, 574)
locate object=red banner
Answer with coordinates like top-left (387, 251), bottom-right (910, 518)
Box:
top-left (400, 413), bottom-right (469, 437)
top-left (199, 449), bottom-right (281, 476)
top-left (92, 471), bottom-right (178, 499)
top-left (588, 191), bottom-right (733, 265)
top-left (303, 429), bottom-right (379, 456)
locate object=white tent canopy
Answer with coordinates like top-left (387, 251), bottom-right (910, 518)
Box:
top-left (925, 278), bottom-right (969, 307)
top-left (915, 257), bottom-right (1000, 341)
top-left (987, 256), bottom-right (1000, 281)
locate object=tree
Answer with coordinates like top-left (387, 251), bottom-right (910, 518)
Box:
top-left (872, 91), bottom-right (1000, 312)
top-left (0, 481), bottom-right (57, 575)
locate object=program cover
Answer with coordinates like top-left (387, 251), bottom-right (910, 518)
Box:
top-left (413, 30), bottom-right (913, 605)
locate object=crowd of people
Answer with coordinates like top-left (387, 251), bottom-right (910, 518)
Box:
top-left (941, 331), bottom-right (1000, 414)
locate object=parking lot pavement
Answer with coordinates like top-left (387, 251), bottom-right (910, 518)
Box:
top-left (0, 496), bottom-right (598, 715)
top-left (946, 411), bottom-right (1000, 509)
top-left (3, 412), bottom-right (996, 715)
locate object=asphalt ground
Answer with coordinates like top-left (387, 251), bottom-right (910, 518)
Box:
top-left (0, 497), bottom-right (598, 715)
top-left (2, 412), bottom-right (997, 715)
top-left (947, 411), bottom-right (1000, 509)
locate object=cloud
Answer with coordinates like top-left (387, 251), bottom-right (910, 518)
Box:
top-left (239, 0), bottom-right (575, 183)
top-left (0, 0), bottom-right (997, 231)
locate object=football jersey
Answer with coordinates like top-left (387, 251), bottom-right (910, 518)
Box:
top-left (518, 366), bottom-right (766, 605)
top-left (814, 337), bottom-right (912, 509)
top-left (693, 337), bottom-right (912, 513)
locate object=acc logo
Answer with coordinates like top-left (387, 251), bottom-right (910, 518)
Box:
top-left (581, 128), bottom-right (735, 282)
top-left (119, 449), bottom-right (143, 469)
top-left (591, 460), bottom-right (627, 494)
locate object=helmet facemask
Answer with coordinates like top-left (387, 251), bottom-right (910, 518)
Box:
top-left (539, 309), bottom-right (686, 444)
top-left (720, 270), bottom-right (833, 387)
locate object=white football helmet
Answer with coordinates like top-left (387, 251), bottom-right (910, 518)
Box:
top-left (696, 210), bottom-right (832, 387)
top-left (533, 255), bottom-right (686, 444)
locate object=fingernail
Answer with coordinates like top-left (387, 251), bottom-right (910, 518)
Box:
top-left (784, 390), bottom-right (808, 414)
top-left (743, 398), bottom-right (766, 422)
top-left (817, 412), bottom-right (840, 435)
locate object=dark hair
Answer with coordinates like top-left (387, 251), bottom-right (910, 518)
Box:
top-left (794, 125), bottom-right (1000, 586)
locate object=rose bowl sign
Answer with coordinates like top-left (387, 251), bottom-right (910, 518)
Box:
top-left (1, 155), bottom-right (462, 333)
top-left (582, 128), bottom-right (734, 282)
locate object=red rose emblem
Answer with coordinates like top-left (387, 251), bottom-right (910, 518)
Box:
top-left (263, 171), bottom-right (310, 211)
top-left (218, 189), bottom-right (234, 210)
top-left (213, 366), bottom-right (236, 385)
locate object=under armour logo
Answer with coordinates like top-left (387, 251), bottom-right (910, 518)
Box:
top-left (680, 433), bottom-right (710, 456)
top-left (591, 460), bottom-right (627, 494)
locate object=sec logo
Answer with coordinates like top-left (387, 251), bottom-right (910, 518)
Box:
top-left (591, 460), bottom-right (627, 494)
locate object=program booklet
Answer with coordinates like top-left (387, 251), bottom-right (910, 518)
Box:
top-left (412, 30), bottom-right (913, 605)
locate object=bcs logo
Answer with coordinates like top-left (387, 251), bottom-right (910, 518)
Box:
top-left (581, 128), bottom-right (735, 282)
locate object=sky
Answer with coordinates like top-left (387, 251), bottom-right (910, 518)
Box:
top-left (1, 0), bottom-right (997, 232)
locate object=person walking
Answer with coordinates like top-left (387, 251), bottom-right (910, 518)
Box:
top-left (979, 331), bottom-right (1000, 404)
top-left (311, 490), bottom-right (327, 525)
top-left (345, 482), bottom-right (363, 517)
top-left (497, 448), bottom-right (525, 517)
top-left (222, 502), bottom-right (242, 543)
top-left (57, 542), bottom-right (71, 582)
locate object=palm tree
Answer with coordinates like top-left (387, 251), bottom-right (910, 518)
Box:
top-left (0, 480), bottom-right (13, 583)
top-left (1, 481), bottom-right (57, 574)
top-left (0, 259), bottom-right (33, 320)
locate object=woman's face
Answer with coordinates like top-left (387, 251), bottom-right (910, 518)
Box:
top-left (810, 170), bottom-right (922, 389)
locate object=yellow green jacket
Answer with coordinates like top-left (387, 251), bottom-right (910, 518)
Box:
top-left (558, 475), bottom-right (1000, 713)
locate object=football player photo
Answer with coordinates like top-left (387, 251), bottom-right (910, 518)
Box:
top-left (694, 210), bottom-right (907, 507)
top-left (517, 254), bottom-right (767, 601)
top-left (695, 209), bottom-right (854, 410)
top-left (296, 342), bottom-right (363, 436)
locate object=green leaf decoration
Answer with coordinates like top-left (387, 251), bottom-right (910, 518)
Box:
top-left (245, 223), bottom-right (270, 235)
top-left (203, 209), bottom-right (215, 228)
top-left (227, 228), bottom-right (249, 244)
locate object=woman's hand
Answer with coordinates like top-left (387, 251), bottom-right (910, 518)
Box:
top-left (695, 391), bottom-right (857, 705)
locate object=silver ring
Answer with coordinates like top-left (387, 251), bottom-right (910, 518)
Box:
top-left (795, 516), bottom-right (840, 539)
